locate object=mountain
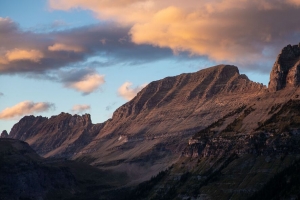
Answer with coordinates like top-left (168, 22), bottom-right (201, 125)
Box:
top-left (9, 113), bottom-right (104, 158)
top-left (0, 130), bottom-right (8, 138)
top-left (127, 99), bottom-right (300, 200)
top-left (5, 43), bottom-right (300, 199)
top-left (8, 64), bottom-right (267, 183)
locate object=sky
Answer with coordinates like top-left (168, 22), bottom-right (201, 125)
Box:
top-left (1, 0), bottom-right (300, 132)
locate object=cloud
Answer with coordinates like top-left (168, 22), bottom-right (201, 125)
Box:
top-left (4, 49), bottom-right (43, 62)
top-left (60, 68), bottom-right (105, 94)
top-left (67, 73), bottom-right (105, 94)
top-left (287, 0), bottom-right (300, 6)
top-left (0, 92), bottom-right (3, 96)
top-left (0, 101), bottom-right (54, 120)
top-left (71, 104), bottom-right (91, 113)
top-left (118, 81), bottom-right (147, 101)
top-left (49, 0), bottom-right (300, 65)
top-left (48, 43), bottom-right (83, 52)
top-left (0, 17), bottom-right (173, 75)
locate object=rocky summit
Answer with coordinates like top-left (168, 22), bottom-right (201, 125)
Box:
top-left (0, 130), bottom-right (8, 138)
top-left (4, 43), bottom-right (300, 199)
top-left (9, 113), bottom-right (104, 158)
top-left (269, 43), bottom-right (300, 91)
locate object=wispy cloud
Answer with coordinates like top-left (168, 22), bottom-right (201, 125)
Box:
top-left (0, 101), bottom-right (54, 120)
top-left (0, 92), bottom-right (3, 97)
top-left (71, 104), bottom-right (90, 114)
top-left (118, 82), bottom-right (147, 101)
top-left (105, 102), bottom-right (117, 111)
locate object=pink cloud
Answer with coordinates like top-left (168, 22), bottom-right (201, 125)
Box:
top-left (48, 43), bottom-right (83, 52)
top-left (49, 0), bottom-right (300, 64)
top-left (65, 73), bottom-right (105, 94)
top-left (71, 104), bottom-right (91, 113)
top-left (118, 81), bottom-right (147, 101)
top-left (4, 49), bottom-right (43, 63)
top-left (0, 101), bottom-right (54, 120)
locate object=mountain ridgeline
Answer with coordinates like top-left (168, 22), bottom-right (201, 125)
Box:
top-left (2, 43), bottom-right (300, 200)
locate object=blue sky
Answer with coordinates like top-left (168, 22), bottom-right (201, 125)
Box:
top-left (1, 0), bottom-right (300, 132)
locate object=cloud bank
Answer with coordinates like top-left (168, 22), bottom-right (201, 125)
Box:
top-left (0, 17), bottom-right (173, 75)
top-left (0, 101), bottom-right (54, 120)
top-left (118, 82), bottom-right (147, 100)
top-left (49, 0), bottom-right (300, 64)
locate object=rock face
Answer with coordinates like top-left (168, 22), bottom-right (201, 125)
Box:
top-left (0, 130), bottom-right (8, 138)
top-left (269, 43), bottom-right (300, 91)
top-left (112, 65), bottom-right (264, 120)
top-left (135, 99), bottom-right (300, 200)
top-left (92, 65), bottom-right (265, 140)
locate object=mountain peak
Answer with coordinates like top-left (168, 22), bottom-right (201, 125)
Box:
top-left (0, 130), bottom-right (8, 138)
top-left (269, 43), bottom-right (300, 91)
top-left (111, 64), bottom-right (265, 123)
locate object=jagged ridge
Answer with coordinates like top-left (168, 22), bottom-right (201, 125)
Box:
top-left (9, 113), bottom-right (104, 158)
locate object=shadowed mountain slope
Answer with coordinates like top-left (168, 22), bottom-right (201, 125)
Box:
top-left (0, 138), bottom-right (128, 200)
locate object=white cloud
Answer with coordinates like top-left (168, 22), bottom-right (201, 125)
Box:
top-left (0, 101), bottom-right (54, 120)
top-left (71, 104), bottom-right (91, 114)
top-left (118, 81), bottom-right (147, 101)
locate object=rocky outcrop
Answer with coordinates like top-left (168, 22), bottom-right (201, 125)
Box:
top-left (0, 130), bottom-right (8, 138)
top-left (269, 43), bottom-right (300, 91)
